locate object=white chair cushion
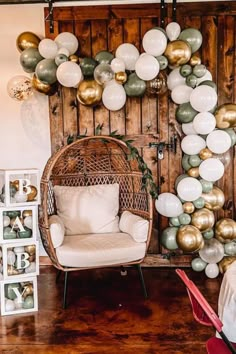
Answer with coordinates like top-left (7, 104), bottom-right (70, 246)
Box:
top-left (49, 214), bottom-right (65, 248)
top-left (119, 211), bottom-right (149, 242)
top-left (53, 183), bottom-right (120, 235)
top-left (55, 233), bottom-right (146, 268)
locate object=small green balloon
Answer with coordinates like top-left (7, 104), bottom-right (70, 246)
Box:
top-left (156, 55), bottom-right (168, 70)
top-left (224, 242), bottom-right (236, 256)
top-left (4, 210), bottom-right (21, 218)
top-left (189, 154), bottom-right (201, 167)
top-left (3, 226), bottom-right (17, 240)
top-left (186, 74), bottom-right (198, 88)
top-left (176, 102), bottom-right (198, 123)
top-left (55, 53), bottom-right (68, 66)
top-left (124, 73), bottom-right (146, 97)
top-left (191, 257), bottom-right (207, 272)
top-left (200, 179), bottom-right (213, 193)
top-left (95, 50), bottom-right (114, 64)
top-left (178, 28), bottom-right (203, 53)
top-left (203, 229), bottom-right (214, 239)
top-left (169, 217), bottom-right (181, 227)
top-left (35, 59), bottom-right (58, 85)
top-left (161, 226), bottom-right (179, 250)
top-left (18, 226), bottom-right (32, 239)
top-left (23, 295), bottom-right (34, 309)
top-left (20, 48), bottom-right (43, 73)
top-left (193, 64), bottom-right (206, 78)
top-left (199, 80), bottom-right (217, 91)
top-left (178, 213), bottom-right (191, 225)
top-left (5, 283), bottom-right (21, 300)
top-left (225, 128), bottom-right (236, 147)
top-left (80, 57), bottom-right (98, 77)
top-left (180, 64), bottom-right (192, 77)
top-left (182, 154), bottom-right (191, 171)
top-left (193, 197), bottom-right (205, 209)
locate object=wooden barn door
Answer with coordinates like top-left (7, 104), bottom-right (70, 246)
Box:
top-left (45, 1), bottom-right (236, 266)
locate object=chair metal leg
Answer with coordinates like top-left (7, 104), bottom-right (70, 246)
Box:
top-left (63, 271), bottom-right (69, 309)
top-left (135, 264), bottom-right (148, 299)
top-left (219, 331), bottom-right (236, 354)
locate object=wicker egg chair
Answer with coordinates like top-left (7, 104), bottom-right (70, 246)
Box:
top-left (39, 135), bottom-right (153, 308)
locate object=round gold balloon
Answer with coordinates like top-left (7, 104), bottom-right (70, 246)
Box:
top-left (27, 185), bottom-right (38, 202)
top-left (115, 71), bottom-right (127, 85)
top-left (177, 225), bottom-right (204, 253)
top-left (187, 167), bottom-right (200, 178)
top-left (191, 208), bottom-right (215, 232)
top-left (215, 103), bottom-right (236, 129)
top-left (24, 245), bottom-right (36, 255)
top-left (201, 186), bottom-right (225, 211)
top-left (199, 148), bottom-right (213, 160)
top-left (22, 210), bottom-right (32, 218)
top-left (183, 202), bottom-right (195, 214)
top-left (22, 283), bottom-right (34, 298)
top-left (219, 256), bottom-right (236, 274)
top-left (215, 218), bottom-right (236, 243)
top-left (16, 31), bottom-right (41, 52)
top-left (189, 55), bottom-right (201, 66)
top-left (32, 74), bottom-right (58, 96)
top-left (164, 40), bottom-right (192, 67)
top-left (77, 79), bottom-right (103, 106)
top-left (12, 180), bottom-right (19, 190)
top-left (69, 54), bottom-right (80, 63)
top-left (7, 265), bottom-right (20, 276)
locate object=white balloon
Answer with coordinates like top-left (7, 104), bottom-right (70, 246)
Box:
top-left (142, 28), bottom-right (167, 56)
top-left (193, 112), bottom-right (216, 135)
top-left (55, 32), bottom-right (79, 55)
top-left (196, 70), bottom-right (212, 85)
top-left (3, 215), bottom-right (10, 227)
top-left (110, 58), bottom-right (125, 73)
top-left (199, 238), bottom-right (224, 264)
top-left (135, 54), bottom-right (160, 81)
top-left (182, 122), bottom-right (197, 135)
top-left (171, 84), bottom-right (193, 104)
top-left (167, 68), bottom-right (186, 90)
top-left (155, 192), bottom-right (183, 217)
top-left (177, 177), bottom-right (202, 202)
top-left (38, 38), bottom-right (58, 59)
top-left (206, 130), bottom-right (231, 154)
top-left (190, 85), bottom-right (218, 112)
top-left (14, 191), bottom-right (28, 203)
top-left (56, 61), bottom-right (82, 87)
top-left (115, 43), bottom-right (139, 71)
top-left (24, 216), bottom-right (33, 229)
top-left (181, 135), bottom-right (206, 155)
top-left (102, 81), bottom-right (126, 111)
top-left (199, 158), bottom-right (224, 182)
top-left (5, 299), bottom-right (15, 312)
top-left (205, 263), bottom-right (219, 279)
top-left (7, 250), bottom-right (16, 265)
top-left (165, 22), bottom-right (181, 41)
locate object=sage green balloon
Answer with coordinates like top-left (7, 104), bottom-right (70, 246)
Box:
top-left (193, 64), bottom-right (206, 78)
top-left (55, 53), bottom-right (68, 66)
top-left (178, 28), bottom-right (203, 53)
top-left (95, 50), bottom-right (114, 64)
top-left (176, 102), bottom-right (198, 123)
top-left (35, 59), bottom-right (58, 85)
top-left (203, 229), bottom-right (214, 240)
top-left (180, 64), bottom-right (192, 77)
top-left (199, 80), bottom-right (217, 91)
top-left (193, 197), bottom-right (205, 209)
top-left (5, 283), bottom-right (21, 300)
top-left (186, 74), bottom-right (198, 88)
top-left (178, 213), bottom-right (191, 225)
top-left (200, 179), bottom-right (213, 193)
top-left (175, 173), bottom-right (188, 190)
top-left (225, 128), bottom-right (236, 147)
top-left (169, 217), bottom-right (181, 227)
top-left (23, 295), bottom-right (34, 309)
top-left (20, 48), bottom-right (43, 73)
top-left (5, 210), bottom-right (21, 218)
top-left (191, 257), bottom-right (207, 272)
top-left (18, 226), bottom-right (32, 239)
top-left (224, 242), bottom-right (236, 256)
top-left (156, 55), bottom-right (168, 70)
top-left (161, 227), bottom-right (179, 250)
top-left (124, 73), bottom-right (146, 97)
top-left (182, 154), bottom-right (191, 171)
top-left (189, 154), bottom-right (201, 167)
top-left (80, 57), bottom-right (98, 77)
top-left (3, 226), bottom-right (17, 240)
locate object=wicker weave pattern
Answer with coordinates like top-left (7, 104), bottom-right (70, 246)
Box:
top-left (39, 136), bottom-right (153, 271)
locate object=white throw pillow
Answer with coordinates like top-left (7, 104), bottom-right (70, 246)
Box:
top-left (119, 211), bottom-right (149, 242)
top-left (53, 184), bottom-right (120, 235)
top-left (49, 214), bottom-right (65, 248)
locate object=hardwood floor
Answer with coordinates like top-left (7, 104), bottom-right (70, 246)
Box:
top-left (0, 266), bottom-right (221, 354)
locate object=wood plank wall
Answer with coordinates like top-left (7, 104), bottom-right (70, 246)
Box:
top-left (45, 1), bottom-right (236, 266)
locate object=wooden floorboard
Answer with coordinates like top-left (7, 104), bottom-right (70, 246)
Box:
top-left (0, 266), bottom-right (222, 354)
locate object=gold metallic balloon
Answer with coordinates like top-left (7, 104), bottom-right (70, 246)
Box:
top-left (32, 74), bottom-right (58, 96)
top-left (115, 71), bottom-right (127, 85)
top-left (215, 103), bottom-right (236, 129)
top-left (201, 186), bottom-right (225, 211)
top-left (16, 31), bottom-right (41, 52)
top-left (191, 208), bottom-right (215, 232)
top-left (219, 256), bottom-right (236, 274)
top-left (7, 265), bottom-right (20, 276)
top-left (199, 148), bottom-right (213, 160)
top-left (24, 245), bottom-right (36, 255)
top-left (164, 40), bottom-right (191, 67)
top-left (215, 218), bottom-right (236, 243)
top-left (183, 202), bottom-right (195, 214)
top-left (22, 210), bottom-right (33, 218)
top-left (69, 54), bottom-right (80, 63)
top-left (177, 225), bottom-right (204, 252)
top-left (146, 71), bottom-right (168, 96)
top-left (22, 283), bottom-right (34, 299)
top-left (27, 185), bottom-right (38, 202)
top-left (189, 55), bottom-right (201, 66)
top-left (12, 180), bottom-right (19, 190)
top-left (77, 79), bottom-right (103, 106)
top-left (187, 167), bottom-right (200, 178)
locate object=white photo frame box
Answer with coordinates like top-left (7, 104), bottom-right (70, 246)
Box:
top-left (0, 276), bottom-right (38, 316)
top-left (0, 240), bottom-right (39, 281)
top-left (0, 205), bottom-right (38, 244)
top-left (0, 169), bottom-right (40, 207)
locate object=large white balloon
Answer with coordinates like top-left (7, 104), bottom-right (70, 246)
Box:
top-left (190, 85), bottom-right (218, 112)
top-left (56, 61), bottom-right (82, 87)
top-left (167, 68), bottom-right (186, 91)
top-left (55, 32), bottom-right (79, 55)
top-left (38, 38), bottom-right (58, 59)
top-left (205, 263), bottom-right (219, 279)
top-left (165, 22), bottom-right (181, 41)
top-left (142, 28), bottom-right (167, 56)
top-left (102, 81), bottom-right (126, 111)
top-left (177, 177), bottom-right (202, 201)
top-left (193, 112), bottom-right (216, 135)
top-left (155, 192), bottom-right (183, 217)
top-left (181, 134), bottom-right (206, 155)
top-left (199, 158), bottom-right (224, 182)
top-left (182, 122), bottom-right (197, 135)
top-left (135, 54), bottom-right (160, 81)
top-left (199, 238), bottom-right (224, 264)
top-left (115, 43), bottom-right (139, 71)
top-left (171, 84), bottom-right (193, 104)
top-left (206, 129), bottom-right (231, 154)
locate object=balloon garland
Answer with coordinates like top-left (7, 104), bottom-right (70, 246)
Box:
top-left (8, 24), bottom-right (236, 277)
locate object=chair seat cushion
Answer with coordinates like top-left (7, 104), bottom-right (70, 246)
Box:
top-left (55, 232), bottom-right (146, 268)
